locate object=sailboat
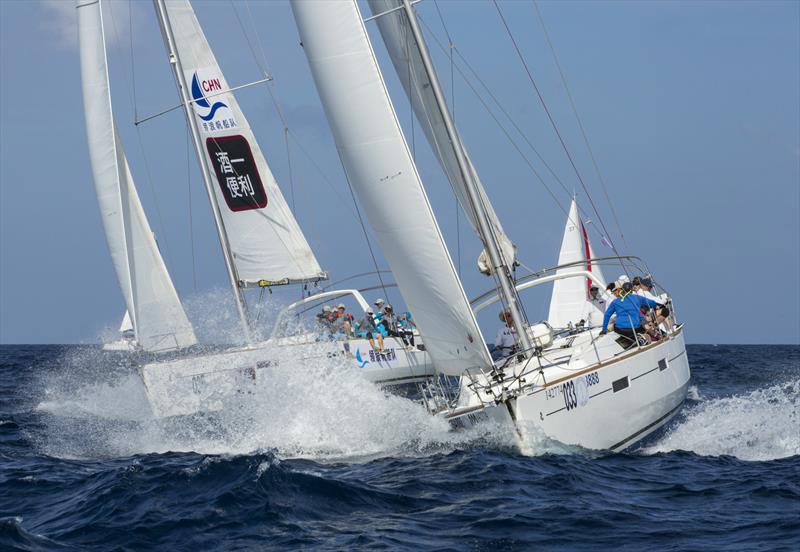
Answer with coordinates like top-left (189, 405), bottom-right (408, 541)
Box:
top-left (78, 0), bottom-right (437, 418)
top-left (292, 0), bottom-right (690, 452)
top-left (102, 310), bottom-right (136, 351)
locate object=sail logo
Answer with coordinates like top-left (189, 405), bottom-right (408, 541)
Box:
top-left (355, 349), bottom-right (369, 369)
top-left (187, 68), bottom-right (237, 134)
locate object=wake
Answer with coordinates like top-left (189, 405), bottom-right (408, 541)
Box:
top-left (644, 379), bottom-right (799, 461)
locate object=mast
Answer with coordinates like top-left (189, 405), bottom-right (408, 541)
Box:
top-left (398, 0), bottom-right (532, 355)
top-left (152, 0), bottom-right (251, 341)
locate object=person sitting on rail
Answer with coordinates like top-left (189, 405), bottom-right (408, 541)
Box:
top-left (636, 277), bottom-right (672, 333)
top-left (356, 307), bottom-right (384, 352)
top-left (329, 303), bottom-right (354, 339)
top-left (397, 310), bottom-right (416, 348)
top-left (491, 309), bottom-right (518, 361)
top-left (316, 305), bottom-right (334, 333)
top-left (381, 304), bottom-right (414, 350)
top-left (600, 282), bottom-right (664, 345)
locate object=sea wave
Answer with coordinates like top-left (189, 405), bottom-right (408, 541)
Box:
top-left (644, 378), bottom-right (799, 461)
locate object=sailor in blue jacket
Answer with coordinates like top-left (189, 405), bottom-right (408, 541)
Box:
top-left (600, 282), bottom-right (662, 341)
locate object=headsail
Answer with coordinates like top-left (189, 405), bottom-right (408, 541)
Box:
top-left (78, 0), bottom-right (196, 352)
top-left (292, 0), bottom-right (492, 376)
top-left (367, 0), bottom-right (516, 275)
top-left (547, 199), bottom-right (604, 328)
top-left (160, 0), bottom-right (326, 287)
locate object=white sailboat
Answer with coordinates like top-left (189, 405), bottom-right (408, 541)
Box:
top-left (294, 0), bottom-right (690, 452)
top-left (102, 310), bottom-right (136, 351)
top-left (78, 0), bottom-right (437, 418)
top-left (79, 0), bottom-right (198, 355)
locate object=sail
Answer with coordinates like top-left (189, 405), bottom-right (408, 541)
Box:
top-left (160, 0), bottom-right (326, 287)
top-left (292, 0), bottom-right (492, 375)
top-left (119, 310), bottom-right (133, 335)
top-left (367, 0), bottom-right (516, 275)
top-left (78, 0), bottom-right (197, 352)
top-left (547, 199), bottom-right (602, 328)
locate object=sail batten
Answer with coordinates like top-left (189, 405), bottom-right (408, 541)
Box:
top-left (367, 0), bottom-right (516, 275)
top-left (292, 0), bottom-right (492, 375)
top-left (161, 0), bottom-right (326, 287)
top-left (78, 0), bottom-right (197, 352)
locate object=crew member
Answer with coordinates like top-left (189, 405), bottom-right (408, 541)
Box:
top-left (492, 309), bottom-right (517, 361)
top-left (600, 282), bottom-right (663, 344)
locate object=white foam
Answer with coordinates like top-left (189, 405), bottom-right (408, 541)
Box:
top-left (34, 340), bottom-right (516, 461)
top-left (644, 379), bottom-right (800, 461)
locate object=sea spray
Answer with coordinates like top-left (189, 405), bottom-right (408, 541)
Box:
top-left (644, 378), bottom-right (799, 461)
top-left (33, 342), bottom-right (517, 461)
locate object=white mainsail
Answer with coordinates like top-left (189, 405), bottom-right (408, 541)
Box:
top-left (78, 0), bottom-right (197, 352)
top-left (367, 0), bottom-right (516, 275)
top-left (547, 199), bottom-right (604, 328)
top-left (161, 0), bottom-right (326, 287)
top-left (292, 0), bottom-right (492, 375)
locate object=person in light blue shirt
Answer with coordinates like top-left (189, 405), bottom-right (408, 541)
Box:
top-left (600, 282), bottom-right (662, 343)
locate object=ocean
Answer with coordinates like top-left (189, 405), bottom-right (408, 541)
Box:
top-left (1, 344), bottom-right (797, 551)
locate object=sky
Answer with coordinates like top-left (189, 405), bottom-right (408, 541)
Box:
top-left (1, 0), bottom-right (798, 345)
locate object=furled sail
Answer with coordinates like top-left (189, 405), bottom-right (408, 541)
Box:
top-left (367, 0), bottom-right (516, 275)
top-left (547, 199), bottom-right (604, 328)
top-left (78, 0), bottom-right (196, 352)
top-left (292, 0), bottom-right (492, 375)
top-left (160, 0), bottom-right (326, 287)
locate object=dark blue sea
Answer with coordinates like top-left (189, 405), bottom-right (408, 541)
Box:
top-left (1, 344), bottom-right (797, 551)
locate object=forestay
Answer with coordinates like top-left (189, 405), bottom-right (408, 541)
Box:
top-left (547, 199), bottom-right (605, 328)
top-left (161, 0), bottom-right (326, 287)
top-left (78, 0), bottom-right (196, 352)
top-left (367, 0), bottom-right (516, 275)
top-left (292, 0), bottom-right (492, 375)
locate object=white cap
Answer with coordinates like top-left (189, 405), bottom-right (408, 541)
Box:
top-left (322, 305), bottom-right (332, 312)
top-left (617, 274), bottom-right (630, 283)
top-left (374, 298), bottom-right (385, 305)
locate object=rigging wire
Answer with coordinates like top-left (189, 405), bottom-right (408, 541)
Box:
top-left (491, 0), bottom-right (621, 261)
top-left (416, 15), bottom-right (571, 222)
top-left (531, 0), bottom-right (630, 253)
top-left (186, 127), bottom-right (197, 291)
top-left (229, 0), bottom-right (392, 299)
top-left (432, 0), bottom-right (462, 277)
top-left (107, 1), bottom-right (176, 272)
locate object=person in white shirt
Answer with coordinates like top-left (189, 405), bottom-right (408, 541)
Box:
top-left (491, 309), bottom-right (518, 361)
top-left (582, 285), bottom-right (607, 327)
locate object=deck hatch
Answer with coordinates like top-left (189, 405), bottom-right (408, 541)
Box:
top-left (612, 376), bottom-right (630, 392)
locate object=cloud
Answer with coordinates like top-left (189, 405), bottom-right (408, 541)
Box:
top-left (40, 0), bottom-right (136, 50)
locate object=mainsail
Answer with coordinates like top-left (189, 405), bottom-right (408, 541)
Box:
top-left (367, 0), bottom-right (516, 275)
top-left (292, 0), bottom-right (492, 375)
top-left (547, 199), bottom-right (605, 328)
top-left (78, 0), bottom-right (197, 352)
top-left (160, 0), bottom-right (326, 287)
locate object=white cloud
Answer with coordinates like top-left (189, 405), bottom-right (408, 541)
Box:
top-left (40, 0), bottom-right (137, 50)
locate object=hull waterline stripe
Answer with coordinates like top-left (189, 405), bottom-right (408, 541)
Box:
top-left (609, 400), bottom-right (685, 451)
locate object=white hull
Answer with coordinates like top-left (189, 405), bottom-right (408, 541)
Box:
top-left (455, 328), bottom-right (690, 452)
top-left (102, 338), bottom-right (137, 352)
top-left (139, 336), bottom-right (434, 418)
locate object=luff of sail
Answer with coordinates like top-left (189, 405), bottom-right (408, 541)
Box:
top-left (292, 0), bottom-right (493, 376)
top-left (547, 199), bottom-right (603, 328)
top-left (367, 0), bottom-right (516, 275)
top-left (78, 0), bottom-right (197, 352)
top-left (161, 0), bottom-right (326, 287)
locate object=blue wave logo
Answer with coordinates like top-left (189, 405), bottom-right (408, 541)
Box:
top-left (355, 349), bottom-right (369, 369)
top-left (191, 73), bottom-right (228, 121)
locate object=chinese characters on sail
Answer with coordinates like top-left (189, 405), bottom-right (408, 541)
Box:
top-left (206, 135), bottom-right (268, 211)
